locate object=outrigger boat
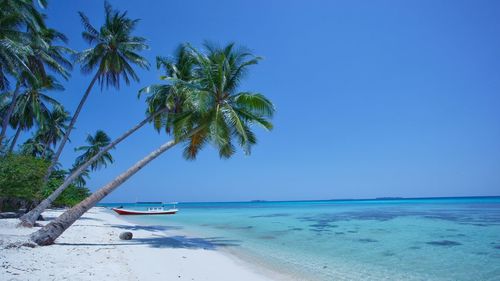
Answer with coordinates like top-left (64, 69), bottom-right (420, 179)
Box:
top-left (112, 202), bottom-right (178, 215)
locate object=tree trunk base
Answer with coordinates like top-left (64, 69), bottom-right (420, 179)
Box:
top-left (30, 221), bottom-right (66, 245)
top-left (17, 220), bottom-right (35, 228)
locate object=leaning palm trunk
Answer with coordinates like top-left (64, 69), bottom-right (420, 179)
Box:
top-left (43, 73), bottom-right (99, 182)
top-left (19, 107), bottom-right (168, 227)
top-left (7, 126), bottom-right (22, 153)
top-left (30, 138), bottom-right (178, 245)
top-left (0, 84), bottom-right (21, 143)
top-left (41, 141), bottom-right (50, 159)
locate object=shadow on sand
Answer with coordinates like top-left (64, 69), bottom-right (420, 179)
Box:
top-left (56, 235), bottom-right (241, 250)
top-left (43, 215), bottom-right (104, 222)
top-left (55, 223), bottom-right (241, 250)
top-left (105, 223), bottom-right (183, 232)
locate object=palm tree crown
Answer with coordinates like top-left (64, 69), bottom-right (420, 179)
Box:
top-left (172, 42), bottom-right (275, 159)
top-left (21, 136), bottom-right (47, 157)
top-left (37, 105), bottom-right (70, 151)
top-left (74, 130), bottom-right (114, 171)
top-left (10, 76), bottom-right (64, 132)
top-left (24, 27), bottom-right (73, 84)
top-left (0, 0), bottom-right (73, 145)
top-left (139, 44), bottom-right (195, 133)
top-left (76, 1), bottom-right (149, 89)
top-left (0, 0), bottom-right (46, 89)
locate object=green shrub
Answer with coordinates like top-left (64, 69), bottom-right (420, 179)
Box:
top-left (42, 170), bottom-right (91, 207)
top-left (0, 154), bottom-right (49, 210)
top-left (0, 154), bottom-right (91, 211)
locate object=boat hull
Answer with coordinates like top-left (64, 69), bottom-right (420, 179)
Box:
top-left (112, 208), bottom-right (178, 215)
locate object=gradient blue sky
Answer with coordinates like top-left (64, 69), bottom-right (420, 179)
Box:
top-left (29, 0), bottom-right (500, 202)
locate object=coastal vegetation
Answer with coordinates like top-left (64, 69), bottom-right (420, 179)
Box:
top-left (42, 1), bottom-right (150, 184)
top-left (0, 0), bottom-right (275, 245)
top-left (30, 41), bottom-right (275, 245)
top-left (19, 0), bottom-right (150, 226)
top-left (0, 154), bottom-right (90, 211)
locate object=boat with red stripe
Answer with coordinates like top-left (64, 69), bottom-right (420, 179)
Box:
top-left (112, 202), bottom-right (178, 215)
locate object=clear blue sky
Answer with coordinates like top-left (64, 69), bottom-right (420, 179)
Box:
top-left (34, 0), bottom-right (500, 202)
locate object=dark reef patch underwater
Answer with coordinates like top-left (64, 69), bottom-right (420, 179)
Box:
top-left (426, 240), bottom-right (462, 246)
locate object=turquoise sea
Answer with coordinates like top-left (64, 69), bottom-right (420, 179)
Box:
top-left (100, 197), bottom-right (500, 280)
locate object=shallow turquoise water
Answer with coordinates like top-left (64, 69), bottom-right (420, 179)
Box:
top-left (100, 197), bottom-right (500, 280)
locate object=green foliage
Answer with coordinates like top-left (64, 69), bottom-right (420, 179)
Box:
top-left (21, 136), bottom-right (49, 158)
top-left (52, 184), bottom-right (90, 207)
top-left (0, 154), bottom-right (90, 211)
top-left (0, 0), bottom-right (46, 89)
top-left (0, 153), bottom-right (48, 201)
top-left (0, 0), bottom-right (73, 147)
top-left (143, 42), bottom-right (275, 160)
top-left (70, 130), bottom-right (114, 188)
top-left (42, 169), bottom-right (91, 207)
top-left (9, 76), bottom-right (65, 134)
top-left (138, 44), bottom-right (195, 134)
top-left (74, 130), bottom-right (113, 171)
top-left (35, 104), bottom-right (70, 152)
top-left (76, 1), bottom-right (149, 89)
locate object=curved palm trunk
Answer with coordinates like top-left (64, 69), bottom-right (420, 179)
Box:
top-left (41, 140), bottom-right (49, 159)
top-left (43, 73), bottom-right (99, 182)
top-left (7, 126), bottom-right (22, 153)
top-left (0, 84), bottom-right (21, 143)
top-left (19, 108), bottom-right (167, 227)
top-left (30, 138), bottom-right (178, 245)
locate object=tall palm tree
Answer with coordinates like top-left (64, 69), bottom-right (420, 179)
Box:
top-left (6, 110), bottom-right (29, 153)
top-left (74, 130), bottom-right (114, 170)
top-left (18, 108), bottom-right (165, 227)
top-left (0, 0), bottom-right (46, 90)
top-left (144, 45), bottom-right (196, 133)
top-left (70, 165), bottom-right (90, 188)
top-left (0, 25), bottom-right (72, 144)
top-left (30, 42), bottom-right (275, 245)
top-left (21, 137), bottom-right (46, 157)
top-left (18, 105), bottom-right (69, 159)
top-left (67, 130), bottom-right (114, 190)
top-left (20, 136), bottom-right (47, 157)
top-left (6, 76), bottom-right (64, 152)
top-left (43, 1), bottom-right (149, 180)
top-left (37, 105), bottom-right (70, 158)
top-left (19, 45), bottom-right (190, 227)
top-left (0, 93), bottom-right (12, 150)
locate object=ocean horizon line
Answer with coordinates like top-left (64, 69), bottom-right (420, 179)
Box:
top-left (99, 194), bottom-right (500, 205)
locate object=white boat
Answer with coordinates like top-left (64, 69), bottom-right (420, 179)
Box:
top-left (112, 202), bottom-right (178, 215)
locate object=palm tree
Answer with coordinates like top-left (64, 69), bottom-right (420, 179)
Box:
top-left (6, 76), bottom-right (64, 152)
top-left (0, 0), bottom-right (46, 90)
top-left (70, 165), bottom-right (90, 188)
top-left (144, 45), bottom-right (196, 133)
top-left (30, 42), bottom-right (275, 245)
top-left (19, 44), bottom-right (189, 227)
top-left (6, 109), bottom-right (29, 153)
top-left (43, 1), bottom-right (149, 180)
top-left (37, 105), bottom-right (70, 158)
top-left (18, 105), bottom-right (69, 159)
top-left (0, 25), bottom-right (72, 144)
top-left (67, 130), bottom-right (114, 189)
top-left (0, 94), bottom-right (8, 131)
top-left (20, 135), bottom-right (50, 158)
top-left (74, 130), bottom-right (114, 170)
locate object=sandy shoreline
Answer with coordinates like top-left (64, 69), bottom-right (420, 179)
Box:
top-left (0, 207), bottom-right (283, 281)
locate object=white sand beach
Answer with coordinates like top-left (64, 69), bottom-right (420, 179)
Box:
top-left (0, 208), bottom-right (281, 281)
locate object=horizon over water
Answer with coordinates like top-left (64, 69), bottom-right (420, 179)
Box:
top-left (100, 196), bottom-right (500, 280)
top-left (102, 194), bottom-right (500, 204)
